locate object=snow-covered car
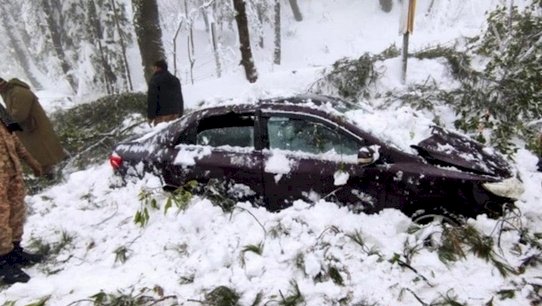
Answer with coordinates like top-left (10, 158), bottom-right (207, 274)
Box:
top-left (109, 95), bottom-right (523, 221)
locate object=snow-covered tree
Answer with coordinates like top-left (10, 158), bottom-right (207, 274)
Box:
top-left (132, 0), bottom-right (166, 82)
top-left (233, 0), bottom-right (258, 83)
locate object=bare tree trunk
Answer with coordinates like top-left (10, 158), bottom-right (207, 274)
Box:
top-left (184, 0), bottom-right (196, 84)
top-left (173, 19), bottom-right (184, 77)
top-left (88, 0), bottom-right (115, 94)
top-left (273, 0), bottom-right (281, 65)
top-left (187, 37), bottom-right (195, 84)
top-left (202, 8), bottom-right (210, 32)
top-left (111, 0), bottom-right (133, 91)
top-left (51, 0), bottom-right (74, 49)
top-left (131, 0), bottom-right (166, 82)
top-left (232, 0), bottom-right (258, 83)
top-left (211, 21), bottom-right (222, 78)
top-left (42, 0), bottom-right (77, 92)
top-left (288, 0), bottom-right (303, 21)
top-left (0, 4), bottom-right (41, 88)
top-left (256, 4), bottom-right (265, 48)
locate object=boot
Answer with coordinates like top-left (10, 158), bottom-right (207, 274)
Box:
top-left (6, 242), bottom-right (44, 267)
top-left (0, 254), bottom-right (30, 284)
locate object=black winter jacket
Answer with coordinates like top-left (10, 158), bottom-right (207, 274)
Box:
top-left (147, 70), bottom-right (184, 119)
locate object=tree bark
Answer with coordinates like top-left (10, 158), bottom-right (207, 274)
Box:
top-left (185, 0), bottom-right (196, 84)
top-left (51, 0), bottom-right (74, 49)
top-left (131, 0), bottom-right (166, 82)
top-left (273, 0), bottom-right (281, 65)
top-left (88, 0), bottom-right (115, 94)
top-left (42, 0), bottom-right (77, 92)
top-left (111, 0), bottom-right (133, 91)
top-left (232, 0), bottom-right (258, 83)
top-left (288, 0), bottom-right (303, 21)
top-left (256, 4), bottom-right (265, 48)
top-left (173, 19), bottom-right (184, 77)
top-left (211, 21), bottom-right (222, 78)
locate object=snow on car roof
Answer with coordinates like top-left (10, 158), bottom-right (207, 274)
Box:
top-left (195, 94), bottom-right (435, 154)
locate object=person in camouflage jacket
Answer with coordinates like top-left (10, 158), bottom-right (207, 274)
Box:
top-left (0, 114), bottom-right (43, 285)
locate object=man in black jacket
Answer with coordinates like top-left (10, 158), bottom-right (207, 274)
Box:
top-left (147, 59), bottom-right (184, 126)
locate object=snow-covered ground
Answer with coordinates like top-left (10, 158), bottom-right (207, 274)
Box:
top-left (1, 0), bottom-right (541, 305)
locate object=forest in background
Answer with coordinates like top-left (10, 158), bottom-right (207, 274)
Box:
top-left (1, 0), bottom-right (540, 157)
top-left (0, 0), bottom-right (327, 97)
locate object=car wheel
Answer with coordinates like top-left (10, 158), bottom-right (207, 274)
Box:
top-left (411, 208), bottom-right (463, 227)
top-left (411, 209), bottom-right (463, 249)
top-left (412, 213), bottom-right (461, 227)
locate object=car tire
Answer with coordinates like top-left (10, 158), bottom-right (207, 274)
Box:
top-left (412, 209), bottom-right (463, 227)
top-left (411, 208), bottom-right (464, 249)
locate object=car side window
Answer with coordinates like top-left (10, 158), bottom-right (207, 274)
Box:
top-left (267, 116), bottom-right (359, 155)
top-left (196, 114), bottom-right (254, 148)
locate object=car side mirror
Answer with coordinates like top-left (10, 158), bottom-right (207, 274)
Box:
top-left (358, 147), bottom-right (377, 165)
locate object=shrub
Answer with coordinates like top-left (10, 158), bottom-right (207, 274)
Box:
top-left (311, 45), bottom-right (399, 101)
top-left (52, 92), bottom-right (147, 169)
top-left (27, 92), bottom-right (147, 193)
top-left (316, 3), bottom-right (541, 155)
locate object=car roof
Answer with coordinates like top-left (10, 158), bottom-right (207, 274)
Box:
top-left (170, 94), bottom-right (429, 156)
top-left (195, 94), bottom-right (358, 112)
top-left (188, 95), bottom-right (363, 122)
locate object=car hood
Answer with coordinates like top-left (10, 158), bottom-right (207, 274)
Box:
top-left (411, 126), bottom-right (513, 178)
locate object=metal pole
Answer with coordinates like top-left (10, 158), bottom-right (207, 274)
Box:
top-left (402, 32), bottom-right (409, 84)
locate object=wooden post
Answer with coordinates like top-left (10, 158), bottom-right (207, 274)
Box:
top-left (400, 0), bottom-right (416, 84)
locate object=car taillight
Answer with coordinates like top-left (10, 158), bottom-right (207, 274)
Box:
top-left (109, 153), bottom-right (123, 170)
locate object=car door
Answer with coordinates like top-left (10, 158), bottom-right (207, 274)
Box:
top-left (165, 111), bottom-right (264, 201)
top-left (261, 113), bottom-right (385, 212)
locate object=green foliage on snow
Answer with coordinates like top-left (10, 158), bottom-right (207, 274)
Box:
top-left (454, 1), bottom-right (542, 152)
top-left (87, 286), bottom-right (177, 305)
top-left (203, 286), bottom-right (241, 306)
top-left (318, 3), bottom-right (542, 155)
top-left (52, 92), bottom-right (147, 169)
top-left (413, 45), bottom-right (474, 81)
top-left (135, 181), bottom-right (197, 228)
top-left (428, 2), bottom-right (541, 153)
top-left (27, 92), bottom-right (147, 194)
top-left (312, 45), bottom-right (400, 100)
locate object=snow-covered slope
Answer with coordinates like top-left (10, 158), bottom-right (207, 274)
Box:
top-left (1, 0), bottom-right (541, 305)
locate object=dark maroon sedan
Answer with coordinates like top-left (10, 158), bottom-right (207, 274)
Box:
top-left (110, 95), bottom-right (523, 221)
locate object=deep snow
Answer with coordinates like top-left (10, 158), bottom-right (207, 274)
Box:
top-left (1, 0), bottom-right (541, 305)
